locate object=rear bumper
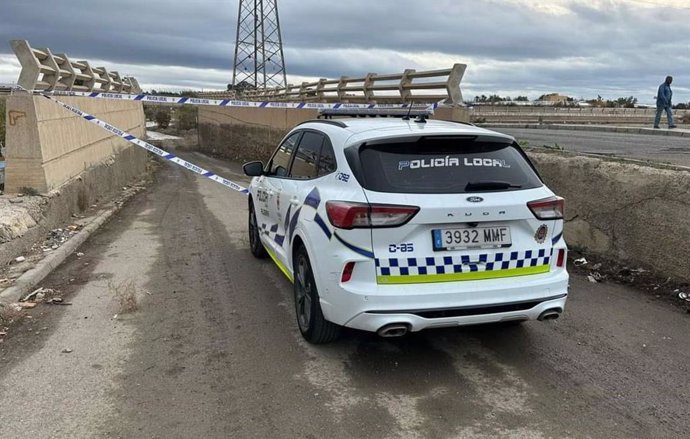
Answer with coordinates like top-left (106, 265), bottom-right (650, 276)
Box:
top-left (319, 269), bottom-right (569, 332)
top-left (344, 294), bottom-right (567, 333)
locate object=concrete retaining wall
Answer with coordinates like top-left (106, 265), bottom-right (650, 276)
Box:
top-left (529, 151), bottom-right (690, 280)
top-left (0, 145), bottom-right (149, 267)
top-left (198, 106), bottom-right (318, 163)
top-left (197, 105), bottom-right (470, 163)
top-left (471, 106), bottom-right (690, 125)
top-left (4, 95), bottom-right (145, 193)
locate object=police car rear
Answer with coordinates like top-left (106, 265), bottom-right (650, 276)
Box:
top-left (326, 121), bottom-right (568, 336)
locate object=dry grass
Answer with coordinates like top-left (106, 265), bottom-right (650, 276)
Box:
top-left (681, 113), bottom-right (690, 124)
top-left (109, 279), bottom-right (139, 314)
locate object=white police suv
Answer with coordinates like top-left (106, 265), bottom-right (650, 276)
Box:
top-left (243, 116), bottom-right (568, 343)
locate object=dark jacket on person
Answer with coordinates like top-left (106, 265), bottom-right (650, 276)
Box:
top-left (656, 83), bottom-right (672, 108)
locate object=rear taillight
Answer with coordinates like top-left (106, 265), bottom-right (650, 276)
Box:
top-left (341, 262), bottom-right (356, 283)
top-left (325, 201), bottom-right (419, 229)
top-left (528, 196), bottom-right (565, 220)
top-left (556, 249), bottom-right (566, 267)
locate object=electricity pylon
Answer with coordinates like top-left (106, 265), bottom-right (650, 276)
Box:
top-left (232, 0), bottom-right (287, 90)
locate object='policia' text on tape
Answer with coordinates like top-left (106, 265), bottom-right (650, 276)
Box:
top-left (42, 90), bottom-right (438, 112)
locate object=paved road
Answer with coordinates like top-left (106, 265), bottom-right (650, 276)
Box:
top-left (491, 128), bottom-right (690, 167)
top-left (1, 153), bottom-right (689, 439)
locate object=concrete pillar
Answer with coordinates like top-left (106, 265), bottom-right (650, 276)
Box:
top-left (446, 63), bottom-right (467, 105)
top-left (10, 40), bottom-right (41, 91)
top-left (363, 73), bottom-right (377, 102)
top-left (399, 69), bottom-right (415, 103)
top-left (4, 95), bottom-right (46, 192)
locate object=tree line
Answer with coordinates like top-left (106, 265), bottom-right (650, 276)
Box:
top-left (472, 93), bottom-right (689, 109)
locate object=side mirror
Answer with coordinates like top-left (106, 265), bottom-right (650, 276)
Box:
top-left (243, 161), bottom-right (264, 177)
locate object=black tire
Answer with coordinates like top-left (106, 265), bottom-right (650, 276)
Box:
top-left (248, 200), bottom-right (267, 259)
top-left (294, 246), bottom-right (341, 344)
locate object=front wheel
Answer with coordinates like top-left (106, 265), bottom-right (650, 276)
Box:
top-left (248, 201), bottom-right (267, 259)
top-left (294, 246), bottom-right (341, 344)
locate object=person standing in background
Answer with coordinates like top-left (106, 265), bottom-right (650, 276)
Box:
top-left (654, 75), bottom-right (676, 128)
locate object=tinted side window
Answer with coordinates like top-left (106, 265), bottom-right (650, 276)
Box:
top-left (269, 132), bottom-right (301, 177)
top-left (290, 132), bottom-right (324, 179)
top-left (355, 137), bottom-right (542, 193)
top-left (318, 140), bottom-right (337, 176)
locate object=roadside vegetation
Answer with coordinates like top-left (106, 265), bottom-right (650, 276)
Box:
top-left (143, 91), bottom-right (199, 133)
top-left (471, 94), bottom-right (690, 111)
top-left (109, 279), bottom-right (139, 314)
top-left (154, 108), bottom-right (171, 128)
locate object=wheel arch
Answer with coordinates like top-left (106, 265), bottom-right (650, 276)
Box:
top-left (291, 230), bottom-right (326, 296)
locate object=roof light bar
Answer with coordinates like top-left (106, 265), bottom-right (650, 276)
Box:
top-left (318, 105), bottom-right (434, 119)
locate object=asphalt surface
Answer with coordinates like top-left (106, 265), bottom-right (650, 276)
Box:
top-left (491, 127), bottom-right (690, 167)
top-left (1, 152), bottom-right (689, 439)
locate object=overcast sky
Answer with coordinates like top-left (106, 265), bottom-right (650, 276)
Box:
top-left (1, 0), bottom-right (689, 104)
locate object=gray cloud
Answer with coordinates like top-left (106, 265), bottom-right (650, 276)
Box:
top-left (0, 0), bottom-right (688, 102)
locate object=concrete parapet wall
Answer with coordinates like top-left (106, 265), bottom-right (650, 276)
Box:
top-left (529, 151), bottom-right (690, 280)
top-left (4, 95), bottom-right (145, 193)
top-left (471, 106), bottom-right (690, 125)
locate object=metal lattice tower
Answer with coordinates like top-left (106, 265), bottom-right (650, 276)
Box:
top-left (232, 0), bottom-right (287, 90)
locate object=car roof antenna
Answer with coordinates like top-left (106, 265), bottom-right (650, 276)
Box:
top-left (402, 101), bottom-right (413, 121)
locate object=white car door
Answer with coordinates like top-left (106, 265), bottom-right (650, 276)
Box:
top-left (260, 131), bottom-right (302, 260)
top-left (275, 130), bottom-right (330, 269)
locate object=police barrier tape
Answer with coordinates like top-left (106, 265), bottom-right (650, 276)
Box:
top-left (43, 90), bottom-right (438, 112)
top-left (40, 93), bottom-right (250, 194)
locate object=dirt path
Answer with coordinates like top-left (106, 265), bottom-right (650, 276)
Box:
top-left (1, 154), bottom-right (688, 438)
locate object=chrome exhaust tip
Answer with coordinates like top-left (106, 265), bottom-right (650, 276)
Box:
top-left (377, 323), bottom-right (409, 338)
top-left (538, 309), bottom-right (562, 321)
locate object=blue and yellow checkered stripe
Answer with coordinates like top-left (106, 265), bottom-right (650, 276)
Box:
top-left (375, 249), bottom-right (552, 284)
top-left (260, 223), bottom-right (286, 247)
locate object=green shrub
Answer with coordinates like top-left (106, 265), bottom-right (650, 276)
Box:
top-left (177, 105), bottom-right (198, 131)
top-left (155, 108), bottom-right (171, 128)
top-left (143, 104), bottom-right (157, 121)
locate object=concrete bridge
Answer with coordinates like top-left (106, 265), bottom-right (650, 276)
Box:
top-left (2, 39), bottom-right (690, 285)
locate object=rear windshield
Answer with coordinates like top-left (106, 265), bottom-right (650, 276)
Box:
top-left (352, 137), bottom-right (542, 194)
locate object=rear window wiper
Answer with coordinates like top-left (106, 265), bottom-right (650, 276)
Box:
top-left (465, 180), bottom-right (522, 191)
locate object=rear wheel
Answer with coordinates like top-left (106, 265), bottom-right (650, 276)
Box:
top-left (294, 246), bottom-right (341, 344)
top-left (248, 201), bottom-right (267, 258)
